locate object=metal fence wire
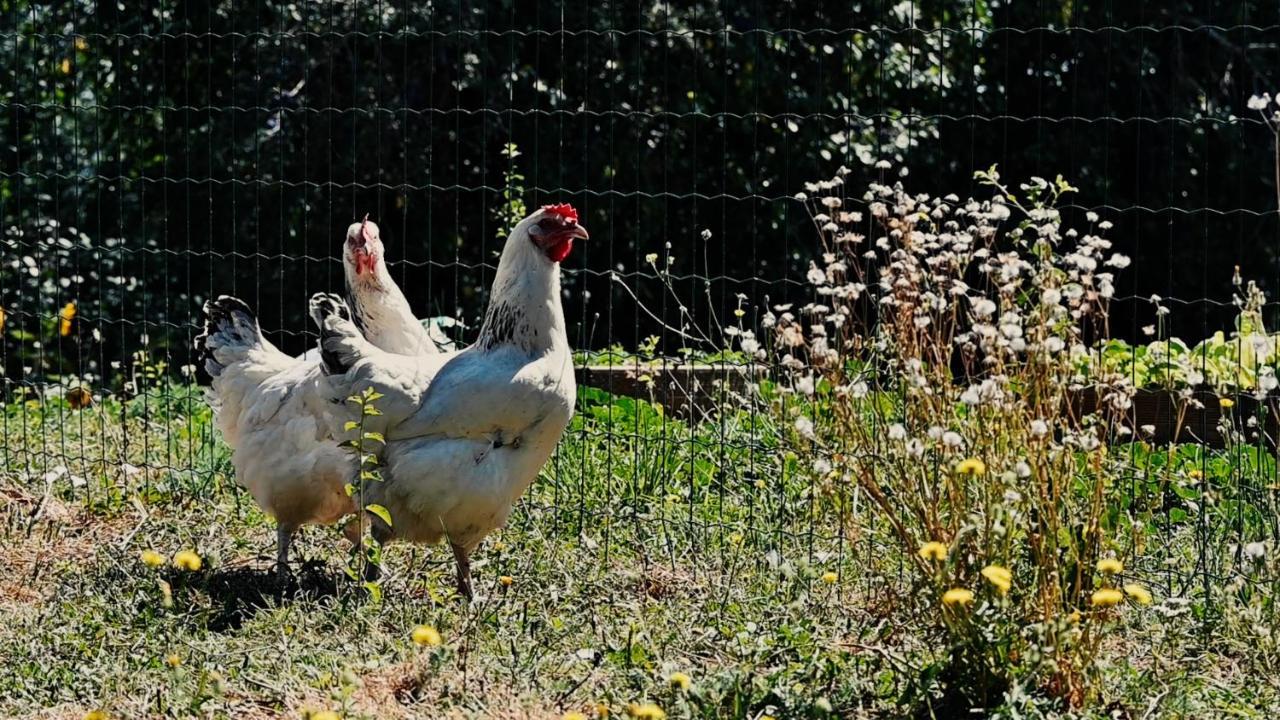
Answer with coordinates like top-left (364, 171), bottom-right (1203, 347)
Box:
top-left (3, 1), bottom-right (1280, 609)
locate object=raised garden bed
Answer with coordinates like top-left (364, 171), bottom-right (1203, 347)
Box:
top-left (577, 364), bottom-right (1275, 449)
top-left (575, 362), bottom-right (760, 418)
top-left (1073, 388), bottom-right (1279, 449)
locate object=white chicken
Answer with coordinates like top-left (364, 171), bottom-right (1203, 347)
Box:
top-left (309, 204), bottom-right (586, 598)
top-left (196, 218), bottom-right (435, 580)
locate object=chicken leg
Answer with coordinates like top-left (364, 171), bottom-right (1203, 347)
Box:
top-left (451, 543), bottom-right (473, 600)
top-left (275, 525), bottom-right (295, 584)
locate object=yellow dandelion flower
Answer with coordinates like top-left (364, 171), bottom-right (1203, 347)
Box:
top-left (1188, 469), bottom-right (1203, 480)
top-left (165, 653), bottom-right (181, 668)
top-left (820, 570), bottom-right (838, 584)
top-left (625, 704), bottom-right (665, 720)
top-left (60, 58), bottom-right (72, 74)
top-left (593, 702), bottom-right (611, 717)
top-left (310, 712), bottom-right (341, 720)
top-left (492, 540), bottom-right (506, 552)
top-left (955, 458), bottom-right (986, 476)
top-left (499, 575), bottom-right (514, 587)
top-left (172, 550), bottom-right (202, 572)
top-left (733, 308), bottom-right (746, 318)
top-left (84, 712), bottom-right (109, 720)
top-left (1091, 588), bottom-right (1124, 608)
top-left (980, 565), bottom-right (1012, 595)
top-left (563, 713), bottom-right (589, 720)
top-left (668, 671), bottom-right (691, 690)
top-left (1096, 558), bottom-right (1123, 575)
top-left (1066, 610), bottom-right (1081, 624)
top-left (918, 541), bottom-right (948, 562)
top-left (75, 37), bottom-right (89, 51)
top-left (941, 588), bottom-right (974, 608)
top-left (1123, 583), bottom-right (1153, 606)
top-left (1220, 397), bottom-right (1235, 409)
top-left (411, 624), bottom-right (442, 647)
top-left (59, 301), bottom-right (76, 336)
top-left (140, 550), bottom-right (165, 568)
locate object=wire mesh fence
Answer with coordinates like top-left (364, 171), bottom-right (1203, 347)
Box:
top-left (3, 0), bottom-right (1280, 616)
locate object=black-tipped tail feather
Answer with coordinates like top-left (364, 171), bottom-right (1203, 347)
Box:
top-left (194, 295), bottom-right (261, 380)
top-left (308, 293), bottom-right (358, 376)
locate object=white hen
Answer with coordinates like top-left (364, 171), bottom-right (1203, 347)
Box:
top-left (310, 204), bottom-right (586, 597)
top-left (196, 219), bottom-right (434, 579)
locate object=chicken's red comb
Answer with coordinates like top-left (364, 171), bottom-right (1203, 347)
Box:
top-left (542, 203), bottom-right (579, 223)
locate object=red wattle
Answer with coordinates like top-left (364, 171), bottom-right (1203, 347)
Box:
top-left (546, 238), bottom-right (573, 263)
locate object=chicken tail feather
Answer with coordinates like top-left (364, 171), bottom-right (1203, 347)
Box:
top-left (309, 293), bottom-right (364, 376)
top-left (195, 295), bottom-right (264, 379)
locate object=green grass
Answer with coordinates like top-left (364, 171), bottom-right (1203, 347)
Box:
top-left (2, 384), bottom-right (1280, 718)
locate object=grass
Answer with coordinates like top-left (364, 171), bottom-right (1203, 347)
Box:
top-left (2, 383), bottom-right (1280, 718)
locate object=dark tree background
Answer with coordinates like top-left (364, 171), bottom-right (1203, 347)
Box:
top-left (2, 0), bottom-right (1278, 385)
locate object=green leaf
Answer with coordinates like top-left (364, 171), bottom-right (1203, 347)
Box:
top-left (366, 503), bottom-right (393, 527)
top-left (363, 580), bottom-right (383, 603)
top-left (344, 421), bottom-right (360, 432)
top-left (344, 483), bottom-right (356, 497)
top-left (362, 432), bottom-right (385, 444)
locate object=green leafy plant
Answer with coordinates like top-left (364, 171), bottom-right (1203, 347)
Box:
top-left (342, 386), bottom-right (390, 599)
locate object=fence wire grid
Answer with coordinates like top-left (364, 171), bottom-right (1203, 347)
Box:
top-left (4, 1), bottom-right (1280, 607)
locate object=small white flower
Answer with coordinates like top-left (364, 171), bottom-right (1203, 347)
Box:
top-left (941, 431), bottom-right (964, 449)
top-left (905, 438), bottom-right (925, 457)
top-left (888, 423), bottom-right (906, 441)
top-left (1030, 419), bottom-right (1049, 437)
top-left (1248, 94), bottom-right (1271, 111)
top-left (700, 228), bottom-right (713, 241)
top-left (812, 458), bottom-right (832, 475)
top-left (645, 252), bottom-right (659, 264)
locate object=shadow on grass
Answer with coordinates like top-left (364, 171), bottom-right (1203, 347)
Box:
top-left (198, 560), bottom-right (344, 631)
